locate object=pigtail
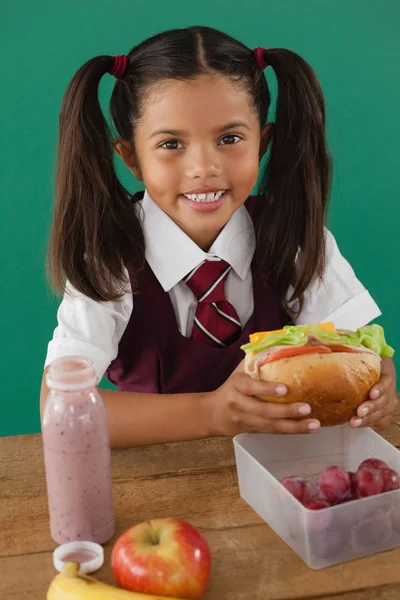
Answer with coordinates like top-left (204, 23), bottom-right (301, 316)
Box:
top-left (256, 48), bottom-right (332, 314)
top-left (48, 56), bottom-right (144, 301)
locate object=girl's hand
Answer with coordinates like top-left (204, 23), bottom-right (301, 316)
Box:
top-left (204, 361), bottom-right (320, 436)
top-left (350, 357), bottom-right (398, 430)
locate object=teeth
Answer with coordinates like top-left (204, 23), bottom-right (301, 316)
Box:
top-left (184, 190), bottom-right (226, 203)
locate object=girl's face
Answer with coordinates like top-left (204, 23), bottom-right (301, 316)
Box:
top-left (116, 74), bottom-right (272, 250)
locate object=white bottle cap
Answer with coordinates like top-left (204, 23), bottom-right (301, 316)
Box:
top-left (53, 540), bottom-right (104, 574)
top-left (46, 356), bottom-right (98, 391)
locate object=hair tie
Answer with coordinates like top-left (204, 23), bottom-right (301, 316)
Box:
top-left (253, 47), bottom-right (269, 70)
top-left (109, 54), bottom-right (128, 79)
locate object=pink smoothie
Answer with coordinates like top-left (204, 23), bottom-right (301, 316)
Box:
top-left (42, 359), bottom-right (115, 545)
top-left (62, 550), bottom-right (97, 563)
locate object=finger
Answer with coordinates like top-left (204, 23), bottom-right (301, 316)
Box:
top-left (237, 412), bottom-right (321, 435)
top-left (369, 374), bottom-right (393, 400)
top-left (350, 405), bottom-right (395, 429)
top-left (356, 395), bottom-right (390, 418)
top-left (236, 394), bottom-right (312, 420)
top-left (235, 372), bottom-right (288, 398)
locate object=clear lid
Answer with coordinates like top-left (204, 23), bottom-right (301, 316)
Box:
top-left (53, 540), bottom-right (104, 574)
top-left (46, 356), bottom-right (98, 391)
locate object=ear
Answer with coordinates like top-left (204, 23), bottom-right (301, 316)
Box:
top-left (259, 122), bottom-right (274, 158)
top-left (113, 138), bottom-right (143, 181)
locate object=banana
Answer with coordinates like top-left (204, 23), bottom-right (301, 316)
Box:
top-left (47, 562), bottom-right (185, 600)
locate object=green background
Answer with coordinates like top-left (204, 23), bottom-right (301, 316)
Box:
top-left (1, 1), bottom-right (399, 437)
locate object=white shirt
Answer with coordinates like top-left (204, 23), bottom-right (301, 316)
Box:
top-left (45, 190), bottom-right (381, 381)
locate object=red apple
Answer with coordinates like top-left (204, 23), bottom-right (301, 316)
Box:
top-left (111, 518), bottom-right (211, 599)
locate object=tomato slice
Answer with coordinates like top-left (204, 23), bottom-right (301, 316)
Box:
top-left (260, 345), bottom-right (332, 365)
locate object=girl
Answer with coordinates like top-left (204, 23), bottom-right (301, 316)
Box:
top-left (41, 26), bottom-right (397, 447)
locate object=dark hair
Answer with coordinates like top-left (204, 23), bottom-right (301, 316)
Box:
top-left (48, 25), bottom-right (331, 313)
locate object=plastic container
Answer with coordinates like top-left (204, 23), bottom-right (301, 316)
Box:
top-left (41, 356), bottom-right (115, 545)
top-left (53, 540), bottom-right (104, 573)
top-left (233, 425), bottom-right (400, 569)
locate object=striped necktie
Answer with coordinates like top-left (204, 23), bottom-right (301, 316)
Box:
top-left (183, 258), bottom-right (242, 347)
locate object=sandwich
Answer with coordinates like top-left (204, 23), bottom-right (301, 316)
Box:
top-left (241, 323), bottom-right (394, 426)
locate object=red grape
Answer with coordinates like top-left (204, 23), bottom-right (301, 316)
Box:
top-left (351, 512), bottom-right (393, 552)
top-left (310, 530), bottom-right (346, 559)
top-left (304, 498), bottom-right (332, 532)
top-left (381, 468), bottom-right (400, 492)
top-left (359, 458), bottom-right (389, 471)
top-left (352, 466), bottom-right (384, 498)
top-left (304, 498), bottom-right (330, 510)
top-left (338, 497), bottom-right (353, 504)
top-left (280, 476), bottom-right (314, 504)
top-left (317, 466), bottom-right (351, 504)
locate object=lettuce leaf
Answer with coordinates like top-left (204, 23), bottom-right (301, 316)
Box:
top-left (356, 325), bottom-right (394, 357)
top-left (241, 326), bottom-right (307, 354)
top-left (300, 324), bottom-right (394, 357)
top-left (241, 323), bottom-right (394, 357)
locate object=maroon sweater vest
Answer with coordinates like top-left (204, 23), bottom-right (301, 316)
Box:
top-left (106, 195), bottom-right (291, 393)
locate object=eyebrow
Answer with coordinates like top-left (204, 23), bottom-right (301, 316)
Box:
top-left (149, 121), bottom-right (250, 139)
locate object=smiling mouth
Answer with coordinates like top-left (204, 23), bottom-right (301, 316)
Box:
top-left (181, 190), bottom-right (227, 203)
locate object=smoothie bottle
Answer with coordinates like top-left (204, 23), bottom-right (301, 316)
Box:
top-left (41, 356), bottom-right (115, 545)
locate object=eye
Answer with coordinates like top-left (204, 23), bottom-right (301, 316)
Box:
top-left (219, 134), bottom-right (241, 145)
top-left (159, 139), bottom-right (184, 150)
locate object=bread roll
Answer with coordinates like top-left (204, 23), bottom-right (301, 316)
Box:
top-left (245, 351), bottom-right (381, 426)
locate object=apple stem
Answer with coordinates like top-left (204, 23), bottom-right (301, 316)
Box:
top-left (147, 521), bottom-right (159, 546)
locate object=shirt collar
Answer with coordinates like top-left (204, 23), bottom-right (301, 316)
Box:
top-left (140, 189), bottom-right (255, 292)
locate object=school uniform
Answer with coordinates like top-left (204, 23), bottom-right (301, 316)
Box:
top-left (45, 190), bottom-right (381, 392)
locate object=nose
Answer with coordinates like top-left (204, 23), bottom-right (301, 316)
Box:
top-left (184, 145), bottom-right (223, 179)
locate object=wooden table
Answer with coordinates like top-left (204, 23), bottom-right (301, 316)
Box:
top-left (2, 406), bottom-right (400, 600)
